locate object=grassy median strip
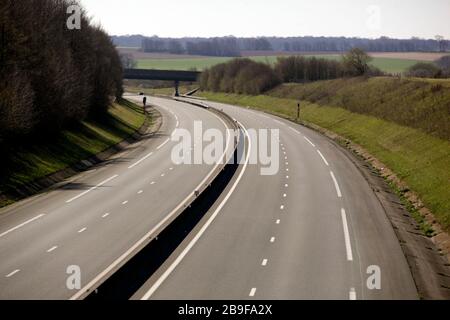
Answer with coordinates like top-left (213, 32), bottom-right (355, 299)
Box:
top-left (198, 91), bottom-right (450, 233)
top-left (0, 99), bottom-right (147, 208)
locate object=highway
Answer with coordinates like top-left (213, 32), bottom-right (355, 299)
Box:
top-left (134, 98), bottom-right (418, 300)
top-left (0, 97), bottom-right (234, 299)
top-left (0, 95), bottom-right (419, 300)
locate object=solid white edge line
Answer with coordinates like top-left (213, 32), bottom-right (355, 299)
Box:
top-left (0, 214), bottom-right (46, 238)
top-left (304, 136), bottom-right (316, 147)
top-left (128, 152), bottom-right (153, 169)
top-left (289, 127), bottom-right (300, 134)
top-left (273, 119), bottom-right (283, 125)
top-left (140, 121), bottom-right (250, 300)
top-left (70, 103), bottom-right (233, 300)
top-left (341, 208), bottom-right (354, 261)
top-left (156, 138), bottom-right (170, 150)
top-left (66, 175), bottom-right (119, 203)
top-left (330, 171), bottom-right (342, 198)
top-left (349, 287), bottom-right (357, 300)
top-left (317, 150), bottom-right (330, 166)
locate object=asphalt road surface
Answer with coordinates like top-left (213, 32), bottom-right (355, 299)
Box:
top-left (134, 98), bottom-right (418, 300)
top-left (0, 96), bottom-right (233, 299)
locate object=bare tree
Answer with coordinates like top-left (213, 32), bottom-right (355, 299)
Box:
top-left (342, 48), bottom-right (373, 76)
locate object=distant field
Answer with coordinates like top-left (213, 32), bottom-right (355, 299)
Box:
top-left (136, 55), bottom-right (425, 73)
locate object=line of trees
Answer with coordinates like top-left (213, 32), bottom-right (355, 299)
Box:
top-left (116, 35), bottom-right (450, 56)
top-left (142, 36), bottom-right (241, 56)
top-left (201, 49), bottom-right (383, 94)
top-left (0, 0), bottom-right (123, 144)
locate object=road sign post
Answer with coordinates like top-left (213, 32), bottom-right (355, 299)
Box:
top-left (297, 103), bottom-right (300, 121)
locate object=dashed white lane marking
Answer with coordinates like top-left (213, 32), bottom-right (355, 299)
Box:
top-left (330, 171), bottom-right (343, 198)
top-left (102, 213), bottom-right (110, 218)
top-left (78, 227), bottom-right (87, 233)
top-left (283, 193), bottom-right (287, 198)
top-left (161, 173), bottom-right (165, 177)
top-left (276, 219), bottom-right (281, 224)
top-left (349, 288), bottom-right (357, 300)
top-left (289, 127), bottom-right (300, 134)
top-left (128, 152), bottom-right (153, 169)
top-left (284, 184), bottom-right (288, 187)
top-left (0, 214), bottom-right (46, 238)
top-left (304, 136), bottom-right (316, 147)
top-left (286, 175), bottom-right (289, 179)
top-left (317, 150), bottom-right (330, 166)
top-left (138, 190), bottom-right (143, 194)
top-left (261, 259), bottom-right (268, 266)
top-left (285, 162), bottom-right (289, 165)
top-left (47, 246), bottom-right (58, 253)
top-left (169, 167), bottom-right (173, 170)
top-left (280, 205), bottom-right (285, 210)
top-left (249, 288), bottom-right (257, 297)
top-left (341, 208), bottom-right (353, 261)
top-left (66, 174), bottom-right (119, 203)
top-left (270, 237), bottom-right (275, 243)
top-left (157, 138), bottom-right (170, 150)
top-left (5, 269), bottom-right (20, 278)
top-left (150, 181), bottom-right (155, 185)
top-left (286, 168), bottom-right (289, 172)
top-left (122, 200), bottom-right (128, 205)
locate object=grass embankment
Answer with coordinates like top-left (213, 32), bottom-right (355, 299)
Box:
top-left (137, 56), bottom-right (424, 74)
top-left (270, 77), bottom-right (450, 140)
top-left (0, 99), bottom-right (147, 207)
top-left (198, 81), bottom-right (450, 233)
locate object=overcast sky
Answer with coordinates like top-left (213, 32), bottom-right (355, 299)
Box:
top-left (79, 0), bottom-right (450, 39)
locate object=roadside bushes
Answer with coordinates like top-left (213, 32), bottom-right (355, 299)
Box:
top-left (200, 59), bottom-right (281, 95)
top-left (405, 62), bottom-right (442, 78)
top-left (0, 0), bottom-right (123, 144)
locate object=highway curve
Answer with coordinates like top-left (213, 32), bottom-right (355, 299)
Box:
top-left (0, 97), bottom-right (235, 299)
top-left (135, 98), bottom-right (418, 300)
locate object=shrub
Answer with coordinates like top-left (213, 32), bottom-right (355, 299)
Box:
top-left (405, 62), bottom-right (441, 78)
top-left (200, 59), bottom-right (281, 95)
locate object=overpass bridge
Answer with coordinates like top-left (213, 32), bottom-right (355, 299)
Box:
top-left (123, 69), bottom-right (201, 96)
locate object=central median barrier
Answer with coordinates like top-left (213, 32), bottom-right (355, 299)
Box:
top-left (77, 99), bottom-right (243, 300)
